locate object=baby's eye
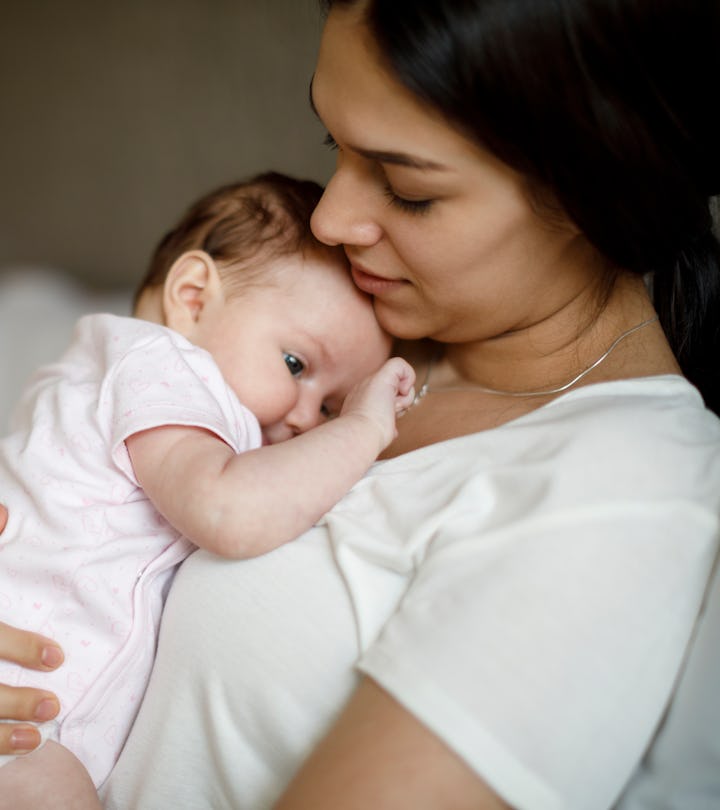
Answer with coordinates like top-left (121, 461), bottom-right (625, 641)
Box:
top-left (284, 353), bottom-right (304, 377)
top-left (320, 403), bottom-right (334, 420)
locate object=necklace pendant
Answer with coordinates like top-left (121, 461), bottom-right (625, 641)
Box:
top-left (412, 382), bottom-right (429, 407)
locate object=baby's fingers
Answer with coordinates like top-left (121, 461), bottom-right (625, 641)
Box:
top-left (382, 357), bottom-right (416, 392)
top-left (396, 387), bottom-right (417, 413)
top-left (380, 357), bottom-right (416, 411)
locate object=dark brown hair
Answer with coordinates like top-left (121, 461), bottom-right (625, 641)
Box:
top-left (134, 171), bottom-right (332, 307)
top-left (322, 0), bottom-right (720, 414)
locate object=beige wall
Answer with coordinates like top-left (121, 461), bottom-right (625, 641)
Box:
top-left (0, 0), bottom-right (335, 289)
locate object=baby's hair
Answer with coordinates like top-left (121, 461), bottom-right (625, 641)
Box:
top-left (134, 172), bottom-right (329, 308)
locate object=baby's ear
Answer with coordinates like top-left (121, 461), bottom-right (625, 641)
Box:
top-left (162, 251), bottom-right (224, 335)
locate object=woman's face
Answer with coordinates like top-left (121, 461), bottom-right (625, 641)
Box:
top-left (310, 6), bottom-right (589, 344)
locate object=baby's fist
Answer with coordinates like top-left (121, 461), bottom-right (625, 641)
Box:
top-left (341, 357), bottom-right (416, 449)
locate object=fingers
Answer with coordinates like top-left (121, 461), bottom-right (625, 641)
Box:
top-left (378, 357), bottom-right (416, 390)
top-left (0, 624), bottom-right (62, 754)
top-left (0, 622), bottom-right (64, 672)
top-left (0, 722), bottom-right (42, 755)
top-left (341, 357), bottom-right (417, 428)
top-left (0, 669), bottom-right (61, 754)
top-left (0, 514), bottom-right (62, 755)
top-left (0, 621), bottom-right (63, 735)
top-left (0, 683), bottom-right (59, 722)
top-left (395, 360), bottom-right (416, 398)
top-left (378, 357), bottom-right (416, 409)
top-left (396, 387), bottom-right (417, 413)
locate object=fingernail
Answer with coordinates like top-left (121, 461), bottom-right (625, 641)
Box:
top-left (33, 698), bottom-right (59, 722)
top-left (41, 645), bottom-right (64, 669)
top-left (10, 727), bottom-right (40, 753)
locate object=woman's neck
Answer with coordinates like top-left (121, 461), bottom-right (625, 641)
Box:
top-left (382, 273), bottom-right (679, 458)
top-left (440, 272), bottom-right (661, 395)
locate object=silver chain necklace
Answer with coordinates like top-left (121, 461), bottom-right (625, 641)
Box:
top-left (411, 315), bottom-right (659, 407)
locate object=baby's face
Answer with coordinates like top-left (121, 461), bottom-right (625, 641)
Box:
top-left (195, 249), bottom-right (391, 443)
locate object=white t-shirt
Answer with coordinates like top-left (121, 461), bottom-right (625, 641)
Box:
top-left (0, 314), bottom-right (261, 786)
top-left (614, 555), bottom-right (720, 810)
top-left (101, 375), bottom-right (720, 810)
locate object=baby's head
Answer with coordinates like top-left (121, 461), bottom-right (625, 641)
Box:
top-left (134, 172), bottom-right (391, 442)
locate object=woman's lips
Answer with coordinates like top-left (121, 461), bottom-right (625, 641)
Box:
top-left (350, 265), bottom-right (406, 295)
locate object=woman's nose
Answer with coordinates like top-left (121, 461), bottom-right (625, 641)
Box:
top-left (311, 160), bottom-right (383, 248)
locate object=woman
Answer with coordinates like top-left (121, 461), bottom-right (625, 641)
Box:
top-left (2, 1), bottom-right (719, 807)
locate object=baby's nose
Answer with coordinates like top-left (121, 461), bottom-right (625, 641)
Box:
top-left (285, 397), bottom-right (325, 435)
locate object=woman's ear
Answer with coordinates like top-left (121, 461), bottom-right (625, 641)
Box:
top-left (162, 251), bottom-right (224, 336)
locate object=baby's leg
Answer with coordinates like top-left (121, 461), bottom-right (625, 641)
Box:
top-left (0, 740), bottom-right (101, 810)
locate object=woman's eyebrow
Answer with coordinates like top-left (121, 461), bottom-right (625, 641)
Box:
top-left (308, 77), bottom-right (448, 172)
top-left (352, 147), bottom-right (447, 171)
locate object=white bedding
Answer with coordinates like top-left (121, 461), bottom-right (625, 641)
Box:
top-left (0, 267), bottom-right (132, 430)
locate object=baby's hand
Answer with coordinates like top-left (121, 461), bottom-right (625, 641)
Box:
top-left (340, 357), bottom-right (416, 449)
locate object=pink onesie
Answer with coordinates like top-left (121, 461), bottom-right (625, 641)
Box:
top-left (0, 313), bottom-right (261, 786)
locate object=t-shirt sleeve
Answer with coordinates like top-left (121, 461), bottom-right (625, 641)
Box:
top-left (98, 330), bottom-right (262, 485)
top-left (358, 499), bottom-right (719, 810)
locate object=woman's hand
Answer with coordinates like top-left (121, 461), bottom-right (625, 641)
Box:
top-left (0, 504), bottom-right (64, 755)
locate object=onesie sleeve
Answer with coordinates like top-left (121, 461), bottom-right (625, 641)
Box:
top-left (97, 328), bottom-right (262, 485)
top-left (358, 498), bottom-right (719, 810)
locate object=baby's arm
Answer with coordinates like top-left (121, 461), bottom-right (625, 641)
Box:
top-left (125, 357), bottom-right (415, 558)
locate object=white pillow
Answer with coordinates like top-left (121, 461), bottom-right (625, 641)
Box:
top-left (0, 267), bottom-right (132, 430)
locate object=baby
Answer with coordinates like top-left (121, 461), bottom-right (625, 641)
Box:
top-left (0, 172), bottom-right (414, 806)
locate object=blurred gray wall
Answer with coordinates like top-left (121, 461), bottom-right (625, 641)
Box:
top-left (0, 0), bottom-right (335, 290)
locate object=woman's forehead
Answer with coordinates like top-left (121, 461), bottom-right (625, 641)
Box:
top-left (313, 12), bottom-right (487, 173)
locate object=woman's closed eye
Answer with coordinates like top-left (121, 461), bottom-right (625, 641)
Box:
top-left (324, 129), bottom-right (435, 214)
top-left (383, 184), bottom-right (434, 215)
top-left (284, 353), bottom-right (305, 377)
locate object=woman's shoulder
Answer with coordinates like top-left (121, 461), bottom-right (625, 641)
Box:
top-left (371, 374), bottom-right (720, 512)
top-left (534, 374), bottom-right (720, 455)
top-left (513, 374), bottom-right (720, 508)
